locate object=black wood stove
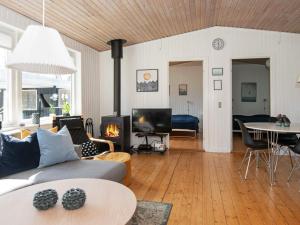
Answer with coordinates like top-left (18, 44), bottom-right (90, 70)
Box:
top-left (100, 39), bottom-right (131, 152)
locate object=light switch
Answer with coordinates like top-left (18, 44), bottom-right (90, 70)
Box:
top-left (218, 102), bottom-right (222, 108)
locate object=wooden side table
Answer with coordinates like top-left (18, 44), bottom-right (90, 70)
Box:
top-left (94, 152), bottom-right (132, 186)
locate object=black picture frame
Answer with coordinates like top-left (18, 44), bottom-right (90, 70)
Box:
top-left (179, 84), bottom-right (187, 95)
top-left (213, 80), bottom-right (222, 90)
top-left (212, 68), bottom-right (223, 76)
top-left (241, 82), bottom-right (257, 102)
top-left (136, 69), bottom-right (159, 92)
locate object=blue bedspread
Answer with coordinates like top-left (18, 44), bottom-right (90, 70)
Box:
top-left (171, 115), bottom-right (199, 132)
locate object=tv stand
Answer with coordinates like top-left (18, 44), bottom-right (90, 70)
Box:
top-left (135, 132), bottom-right (168, 153)
top-left (138, 144), bottom-right (153, 151)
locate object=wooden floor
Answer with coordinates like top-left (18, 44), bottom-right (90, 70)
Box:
top-left (129, 136), bottom-right (300, 225)
top-left (170, 133), bottom-right (203, 151)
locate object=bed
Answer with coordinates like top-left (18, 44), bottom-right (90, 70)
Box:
top-left (171, 115), bottom-right (199, 133)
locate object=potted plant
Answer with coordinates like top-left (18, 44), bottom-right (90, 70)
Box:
top-left (62, 101), bottom-right (71, 116)
top-left (49, 104), bottom-right (56, 118)
top-left (61, 94), bottom-right (71, 116)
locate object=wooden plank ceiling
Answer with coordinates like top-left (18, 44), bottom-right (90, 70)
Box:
top-left (0, 0), bottom-right (300, 51)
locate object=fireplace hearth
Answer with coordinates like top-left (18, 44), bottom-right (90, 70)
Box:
top-left (101, 115), bottom-right (130, 152)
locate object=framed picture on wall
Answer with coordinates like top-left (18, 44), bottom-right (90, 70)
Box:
top-left (214, 80), bottom-right (222, 90)
top-left (241, 82), bottom-right (257, 102)
top-left (212, 68), bottom-right (223, 76)
top-left (179, 84), bottom-right (187, 95)
top-left (136, 69), bottom-right (159, 92)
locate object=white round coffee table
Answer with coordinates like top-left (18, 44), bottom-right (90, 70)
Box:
top-left (0, 178), bottom-right (136, 225)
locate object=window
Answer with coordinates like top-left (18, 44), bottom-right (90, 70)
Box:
top-left (22, 90), bottom-right (37, 110)
top-left (58, 88), bottom-right (71, 107)
top-left (22, 73), bottom-right (72, 119)
top-left (0, 47), bottom-right (10, 122)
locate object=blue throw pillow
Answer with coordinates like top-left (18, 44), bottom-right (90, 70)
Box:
top-left (37, 126), bottom-right (79, 168)
top-left (0, 133), bottom-right (40, 178)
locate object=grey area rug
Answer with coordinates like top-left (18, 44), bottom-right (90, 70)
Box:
top-left (127, 200), bottom-right (172, 225)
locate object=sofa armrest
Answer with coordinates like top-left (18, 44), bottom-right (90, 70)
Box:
top-left (90, 137), bottom-right (115, 152)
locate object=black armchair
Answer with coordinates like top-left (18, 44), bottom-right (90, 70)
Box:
top-left (57, 118), bottom-right (114, 157)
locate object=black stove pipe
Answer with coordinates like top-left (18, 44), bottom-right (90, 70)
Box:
top-left (107, 39), bottom-right (127, 117)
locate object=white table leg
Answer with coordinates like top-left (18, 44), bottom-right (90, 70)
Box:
top-left (267, 131), bottom-right (279, 185)
top-left (254, 130), bottom-right (262, 168)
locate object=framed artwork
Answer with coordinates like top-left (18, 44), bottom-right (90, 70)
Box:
top-left (136, 69), bottom-right (159, 92)
top-left (214, 80), bottom-right (222, 90)
top-left (212, 68), bottom-right (223, 76)
top-left (179, 84), bottom-right (187, 95)
top-left (241, 82), bottom-right (257, 102)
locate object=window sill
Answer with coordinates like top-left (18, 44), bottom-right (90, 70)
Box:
top-left (1, 121), bottom-right (53, 136)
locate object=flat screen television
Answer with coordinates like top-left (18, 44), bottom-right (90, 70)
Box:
top-left (132, 108), bottom-right (172, 133)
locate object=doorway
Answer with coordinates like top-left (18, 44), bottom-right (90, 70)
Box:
top-left (231, 58), bottom-right (270, 152)
top-left (168, 61), bottom-right (204, 151)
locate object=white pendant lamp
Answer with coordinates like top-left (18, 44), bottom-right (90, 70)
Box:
top-left (6, 0), bottom-right (76, 74)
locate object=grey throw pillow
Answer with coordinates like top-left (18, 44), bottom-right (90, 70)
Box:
top-left (37, 126), bottom-right (79, 168)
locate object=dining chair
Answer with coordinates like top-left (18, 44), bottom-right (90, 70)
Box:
top-left (287, 139), bottom-right (300, 182)
top-left (274, 133), bottom-right (299, 172)
top-left (235, 119), bottom-right (269, 179)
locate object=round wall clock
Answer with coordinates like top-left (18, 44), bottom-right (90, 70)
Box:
top-left (212, 38), bottom-right (225, 50)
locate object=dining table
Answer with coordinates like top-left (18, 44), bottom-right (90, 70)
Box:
top-left (244, 122), bottom-right (300, 185)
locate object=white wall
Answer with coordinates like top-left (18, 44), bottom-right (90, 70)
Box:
top-left (169, 62), bottom-right (203, 130)
top-left (0, 5), bottom-right (101, 136)
top-left (99, 26), bottom-right (300, 152)
top-left (232, 63), bottom-right (270, 115)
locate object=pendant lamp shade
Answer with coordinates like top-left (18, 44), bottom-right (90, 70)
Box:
top-left (6, 25), bottom-right (76, 74)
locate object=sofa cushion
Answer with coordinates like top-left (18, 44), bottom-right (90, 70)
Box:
top-left (0, 133), bottom-right (40, 178)
top-left (21, 126), bottom-right (58, 139)
top-left (1, 160), bottom-right (126, 195)
top-left (82, 141), bottom-right (100, 157)
top-left (37, 126), bottom-right (79, 168)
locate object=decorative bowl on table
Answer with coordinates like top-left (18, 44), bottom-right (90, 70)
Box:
top-left (62, 188), bottom-right (86, 210)
top-left (33, 189), bottom-right (58, 210)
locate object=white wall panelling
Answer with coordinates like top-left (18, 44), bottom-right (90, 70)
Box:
top-left (99, 27), bottom-right (300, 152)
top-left (0, 5), bottom-right (101, 136)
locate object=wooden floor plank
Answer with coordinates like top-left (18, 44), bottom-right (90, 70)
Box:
top-left (128, 136), bottom-right (300, 225)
